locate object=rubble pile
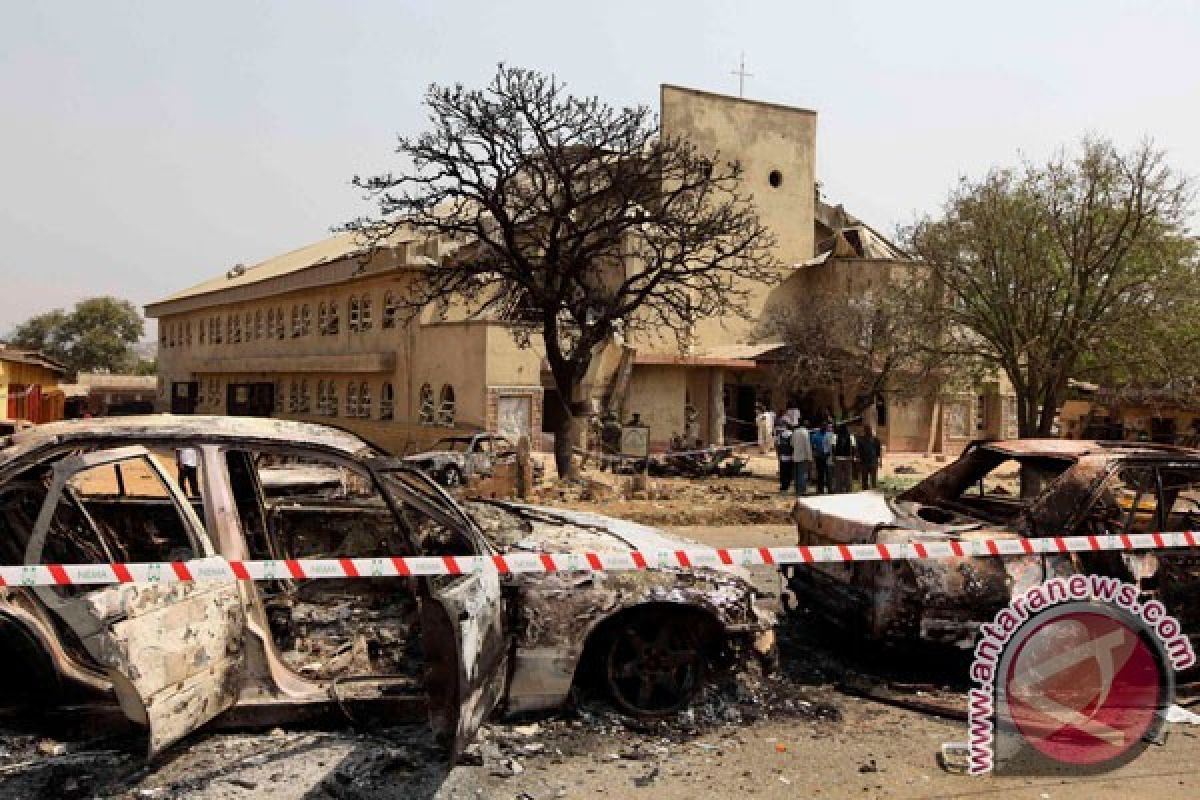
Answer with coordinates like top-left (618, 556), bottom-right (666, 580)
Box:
top-left (274, 592), bottom-right (420, 681)
top-left (531, 478), bottom-right (794, 527)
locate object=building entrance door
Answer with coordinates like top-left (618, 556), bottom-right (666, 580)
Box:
top-left (227, 382), bottom-right (275, 417)
top-left (170, 381), bottom-right (199, 415)
top-left (497, 395), bottom-right (533, 442)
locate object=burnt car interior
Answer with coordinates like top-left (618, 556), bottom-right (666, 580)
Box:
top-left (225, 448), bottom-right (427, 684)
top-left (223, 448), bottom-right (484, 688)
top-left (900, 446), bottom-right (1074, 525)
top-left (1, 452), bottom-right (199, 586)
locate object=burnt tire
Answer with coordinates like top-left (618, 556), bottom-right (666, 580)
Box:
top-left (438, 465), bottom-right (464, 488)
top-left (603, 610), bottom-right (710, 716)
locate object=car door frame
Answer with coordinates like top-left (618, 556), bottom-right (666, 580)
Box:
top-left (24, 444), bottom-right (247, 757)
top-left (368, 459), bottom-right (508, 756)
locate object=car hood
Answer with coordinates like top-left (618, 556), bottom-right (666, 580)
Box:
top-left (794, 490), bottom-right (898, 527)
top-left (467, 501), bottom-right (777, 634)
top-left (470, 502), bottom-right (700, 554)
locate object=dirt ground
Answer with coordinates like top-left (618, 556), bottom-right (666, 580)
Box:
top-left (6, 454), bottom-right (1197, 798)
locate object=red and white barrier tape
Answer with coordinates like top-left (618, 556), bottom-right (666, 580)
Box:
top-left (4, 531), bottom-right (1199, 587)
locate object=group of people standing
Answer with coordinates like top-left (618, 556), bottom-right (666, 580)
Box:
top-left (763, 407), bottom-right (882, 496)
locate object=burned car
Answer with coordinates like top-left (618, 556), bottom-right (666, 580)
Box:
top-left (0, 416), bottom-right (774, 757)
top-left (404, 432), bottom-right (528, 488)
top-left (788, 439), bottom-right (1200, 647)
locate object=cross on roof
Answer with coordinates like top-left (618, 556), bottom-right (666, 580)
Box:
top-left (731, 52), bottom-right (753, 97)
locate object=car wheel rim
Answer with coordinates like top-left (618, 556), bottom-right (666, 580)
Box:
top-left (605, 617), bottom-right (703, 715)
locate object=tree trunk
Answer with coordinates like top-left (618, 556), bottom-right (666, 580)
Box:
top-left (552, 413), bottom-right (578, 481)
top-left (550, 391), bottom-right (589, 481)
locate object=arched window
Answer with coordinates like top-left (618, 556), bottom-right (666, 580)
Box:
top-left (380, 382), bottom-right (395, 420)
top-left (199, 319), bottom-right (206, 345)
top-left (382, 292), bottom-right (397, 329)
top-left (299, 380), bottom-right (310, 412)
top-left (288, 380), bottom-right (298, 413)
top-left (185, 321), bottom-right (193, 347)
top-left (213, 317), bottom-right (223, 345)
top-left (316, 380), bottom-right (327, 415)
top-left (360, 294), bottom-right (373, 331)
top-left (291, 305), bottom-right (301, 338)
top-left (301, 304), bottom-right (312, 336)
top-left (437, 384), bottom-right (456, 427)
top-left (318, 302), bottom-right (328, 335)
top-left (276, 307), bottom-right (286, 339)
top-left (255, 310), bottom-right (264, 340)
top-left (327, 300), bottom-right (340, 335)
top-left (359, 382), bottom-right (372, 418)
top-left (327, 381), bottom-right (338, 417)
top-left (349, 295), bottom-right (360, 332)
top-left (418, 383), bottom-right (435, 425)
top-left (244, 312), bottom-right (253, 340)
top-left (227, 314), bottom-right (235, 344)
top-left (346, 381), bottom-right (360, 417)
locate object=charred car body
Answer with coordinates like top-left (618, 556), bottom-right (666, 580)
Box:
top-left (0, 416), bottom-right (774, 757)
top-left (403, 432), bottom-right (542, 488)
top-left (789, 439), bottom-right (1200, 648)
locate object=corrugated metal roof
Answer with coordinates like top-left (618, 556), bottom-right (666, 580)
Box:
top-left (701, 342), bottom-right (787, 360)
top-left (150, 228), bottom-right (418, 308)
top-left (0, 346), bottom-right (67, 374)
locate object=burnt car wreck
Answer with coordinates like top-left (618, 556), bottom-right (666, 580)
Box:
top-left (788, 439), bottom-right (1200, 648)
top-left (0, 416), bottom-right (775, 758)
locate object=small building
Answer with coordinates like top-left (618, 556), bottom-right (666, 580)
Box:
top-left (68, 373), bottom-right (159, 417)
top-left (0, 345), bottom-right (67, 424)
top-left (1059, 385), bottom-right (1200, 445)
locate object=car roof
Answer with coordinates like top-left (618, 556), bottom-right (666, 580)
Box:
top-left (981, 438), bottom-right (1200, 460)
top-left (0, 414), bottom-right (371, 470)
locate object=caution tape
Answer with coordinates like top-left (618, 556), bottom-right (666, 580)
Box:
top-left (3, 531), bottom-right (1199, 587)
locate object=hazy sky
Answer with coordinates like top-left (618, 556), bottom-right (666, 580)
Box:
top-left (2, 1), bottom-right (1198, 336)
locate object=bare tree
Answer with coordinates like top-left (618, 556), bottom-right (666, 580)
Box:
top-left (905, 137), bottom-right (1198, 436)
top-left (763, 279), bottom-right (932, 420)
top-left (348, 66), bottom-right (777, 477)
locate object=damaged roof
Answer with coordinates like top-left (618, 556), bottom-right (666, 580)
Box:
top-left (796, 199), bottom-right (910, 267)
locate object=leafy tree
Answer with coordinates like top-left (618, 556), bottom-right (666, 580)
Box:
top-left (904, 138), bottom-right (1198, 436)
top-left (349, 66), bottom-right (777, 477)
top-left (7, 297), bottom-right (145, 377)
top-left (763, 277), bottom-right (932, 421)
top-left (9, 309), bottom-right (68, 363)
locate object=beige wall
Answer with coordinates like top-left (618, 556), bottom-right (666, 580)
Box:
top-left (659, 84), bottom-right (817, 350)
top-left (625, 366), bottom-right (689, 448)
top-left (153, 264), bottom-right (545, 449)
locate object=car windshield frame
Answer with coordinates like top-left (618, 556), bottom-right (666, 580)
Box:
top-left (432, 438), bottom-right (473, 453)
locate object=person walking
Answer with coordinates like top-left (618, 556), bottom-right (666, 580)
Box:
top-left (176, 446), bottom-right (200, 496)
top-left (831, 423), bottom-right (856, 493)
top-left (756, 405), bottom-right (774, 454)
top-left (774, 419), bottom-right (794, 492)
top-left (859, 425), bottom-right (882, 490)
top-left (791, 420), bottom-right (813, 496)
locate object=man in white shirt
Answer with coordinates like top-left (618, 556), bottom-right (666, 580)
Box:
top-left (756, 405), bottom-right (775, 453)
top-left (176, 447), bottom-right (200, 496)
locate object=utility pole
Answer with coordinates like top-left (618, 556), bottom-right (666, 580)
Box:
top-left (731, 52), bottom-right (753, 97)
